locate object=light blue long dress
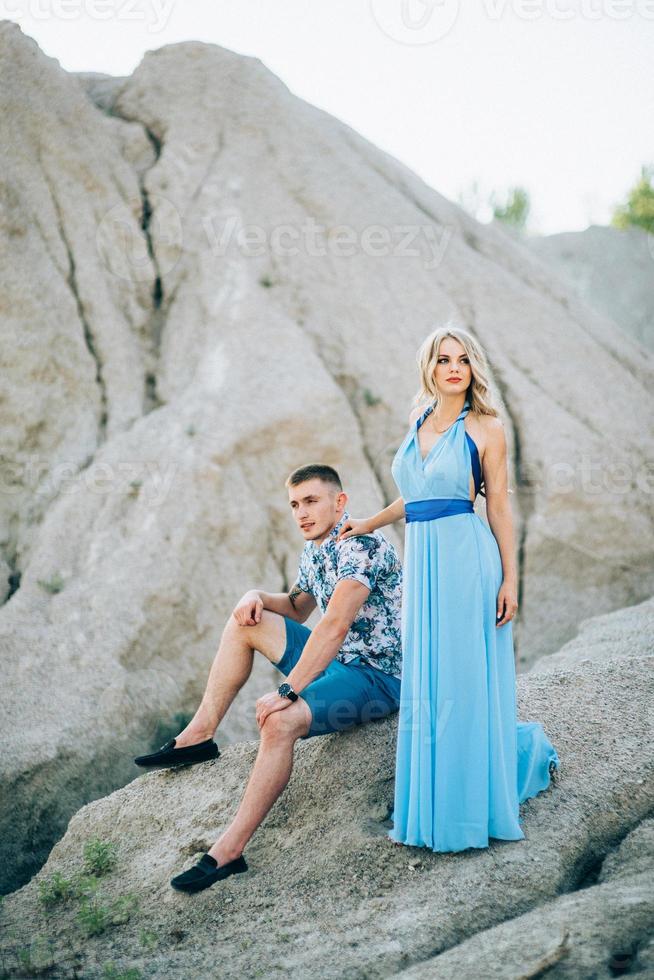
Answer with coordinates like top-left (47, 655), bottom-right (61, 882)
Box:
top-left (388, 397), bottom-right (559, 852)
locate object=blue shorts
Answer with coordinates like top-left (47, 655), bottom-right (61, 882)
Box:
top-left (275, 615), bottom-right (402, 740)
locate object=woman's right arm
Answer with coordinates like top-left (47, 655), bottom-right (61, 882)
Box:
top-left (338, 406), bottom-right (421, 540)
top-left (366, 496), bottom-right (406, 530)
top-left (336, 496), bottom-right (405, 539)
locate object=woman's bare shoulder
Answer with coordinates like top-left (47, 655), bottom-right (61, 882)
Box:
top-left (466, 411), bottom-right (505, 456)
top-left (408, 403), bottom-right (430, 425)
top-left (478, 413), bottom-right (505, 434)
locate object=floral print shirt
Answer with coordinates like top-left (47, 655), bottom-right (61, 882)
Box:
top-left (295, 510), bottom-right (403, 679)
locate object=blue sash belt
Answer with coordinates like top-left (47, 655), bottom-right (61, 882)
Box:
top-left (405, 498), bottom-right (474, 523)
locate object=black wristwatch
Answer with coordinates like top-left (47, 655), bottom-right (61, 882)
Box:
top-left (277, 682), bottom-right (298, 702)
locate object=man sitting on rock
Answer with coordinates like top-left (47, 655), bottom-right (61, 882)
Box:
top-left (134, 463), bottom-right (404, 893)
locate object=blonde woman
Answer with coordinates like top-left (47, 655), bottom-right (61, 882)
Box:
top-left (337, 325), bottom-right (559, 851)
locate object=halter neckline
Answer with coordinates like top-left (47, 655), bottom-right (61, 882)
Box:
top-left (415, 397), bottom-right (471, 466)
top-left (421, 397), bottom-right (470, 427)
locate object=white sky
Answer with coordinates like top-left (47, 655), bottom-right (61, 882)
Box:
top-left (5, 0), bottom-right (653, 234)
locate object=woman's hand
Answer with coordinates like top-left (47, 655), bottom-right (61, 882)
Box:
top-left (496, 580), bottom-right (518, 626)
top-left (336, 517), bottom-right (373, 541)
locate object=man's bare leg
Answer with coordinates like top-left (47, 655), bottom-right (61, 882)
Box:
top-left (174, 611), bottom-right (287, 747)
top-left (207, 698), bottom-right (312, 865)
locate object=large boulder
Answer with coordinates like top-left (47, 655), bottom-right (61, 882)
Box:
top-left (394, 819), bottom-right (654, 978)
top-left (1, 21), bottom-right (653, 892)
top-left (0, 652), bottom-right (651, 978)
top-left (528, 224), bottom-right (654, 352)
top-left (529, 593), bottom-right (654, 675)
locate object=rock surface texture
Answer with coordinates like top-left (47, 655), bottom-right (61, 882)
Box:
top-left (529, 593), bottom-right (654, 674)
top-left (1, 649), bottom-right (652, 978)
top-left (1, 21), bottom-right (653, 896)
top-left (528, 224), bottom-right (654, 352)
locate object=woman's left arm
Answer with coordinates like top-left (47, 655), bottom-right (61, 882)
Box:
top-left (481, 417), bottom-right (518, 627)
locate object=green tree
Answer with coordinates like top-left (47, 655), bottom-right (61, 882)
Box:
top-left (611, 164), bottom-right (654, 233)
top-left (491, 186), bottom-right (531, 230)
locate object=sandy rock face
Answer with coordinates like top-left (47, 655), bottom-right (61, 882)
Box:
top-left (1, 21), bottom-right (653, 895)
top-left (394, 819), bottom-right (654, 979)
top-left (529, 593), bottom-right (654, 675)
top-left (0, 654), bottom-right (652, 978)
top-left (528, 224), bottom-right (654, 352)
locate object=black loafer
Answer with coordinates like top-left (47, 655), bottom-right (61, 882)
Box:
top-left (170, 853), bottom-right (248, 893)
top-left (134, 737), bottom-right (219, 769)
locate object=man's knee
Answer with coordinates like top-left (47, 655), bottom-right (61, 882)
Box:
top-left (260, 700), bottom-right (312, 741)
top-left (225, 609), bottom-right (284, 652)
top-left (224, 613), bottom-right (259, 637)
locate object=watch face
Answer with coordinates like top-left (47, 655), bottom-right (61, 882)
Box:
top-left (278, 683), bottom-right (290, 697)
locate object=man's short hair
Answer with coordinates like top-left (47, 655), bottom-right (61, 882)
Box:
top-left (285, 464), bottom-right (343, 492)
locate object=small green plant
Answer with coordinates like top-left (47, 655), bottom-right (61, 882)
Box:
top-left (612, 163), bottom-right (654, 234)
top-left (37, 870), bottom-right (101, 932)
top-left (103, 964), bottom-right (143, 980)
top-left (77, 891), bottom-right (139, 938)
top-left (109, 893), bottom-right (139, 926)
top-left (16, 946), bottom-right (33, 973)
top-left (37, 572), bottom-right (65, 594)
top-left (77, 894), bottom-right (110, 937)
top-left (73, 873), bottom-right (102, 897)
top-left (77, 894), bottom-right (139, 937)
top-left (492, 185), bottom-right (530, 230)
top-left (83, 838), bottom-right (118, 876)
top-left (13, 935), bottom-right (55, 975)
top-left (139, 928), bottom-right (158, 949)
top-left (362, 388), bottom-right (381, 407)
top-left (128, 480), bottom-right (142, 497)
top-left (37, 871), bottom-right (77, 906)
top-left (259, 274), bottom-right (274, 288)
top-left (16, 946), bottom-right (31, 968)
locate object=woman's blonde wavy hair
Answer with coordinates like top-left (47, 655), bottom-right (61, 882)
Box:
top-left (412, 322), bottom-right (499, 419)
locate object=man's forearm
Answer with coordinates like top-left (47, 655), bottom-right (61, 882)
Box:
top-left (283, 618), bottom-right (347, 694)
top-left (254, 590), bottom-right (303, 621)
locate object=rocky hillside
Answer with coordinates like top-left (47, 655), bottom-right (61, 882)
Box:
top-left (528, 224), bottom-right (654, 352)
top-left (1, 606), bottom-right (652, 977)
top-left (1, 20), bottom-right (653, 896)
